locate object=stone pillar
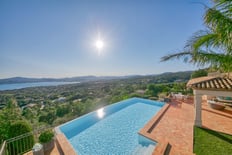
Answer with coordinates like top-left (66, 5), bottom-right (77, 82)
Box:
top-left (194, 90), bottom-right (202, 127)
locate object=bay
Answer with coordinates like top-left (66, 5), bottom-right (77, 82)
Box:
top-left (0, 82), bottom-right (79, 91)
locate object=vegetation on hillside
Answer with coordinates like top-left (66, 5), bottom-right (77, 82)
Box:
top-left (191, 69), bottom-right (208, 79)
top-left (0, 72), bottom-right (193, 142)
top-left (0, 99), bottom-right (34, 154)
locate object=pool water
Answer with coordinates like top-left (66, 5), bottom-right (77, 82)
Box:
top-left (59, 98), bottom-right (164, 155)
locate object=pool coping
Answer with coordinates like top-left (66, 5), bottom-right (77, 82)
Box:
top-left (139, 103), bottom-right (171, 155)
top-left (55, 98), bottom-right (169, 155)
top-left (56, 133), bottom-right (77, 155)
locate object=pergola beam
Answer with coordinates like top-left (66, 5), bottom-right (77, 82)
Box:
top-left (193, 89), bottom-right (232, 97)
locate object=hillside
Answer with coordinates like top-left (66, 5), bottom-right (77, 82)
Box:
top-left (0, 71), bottom-right (193, 84)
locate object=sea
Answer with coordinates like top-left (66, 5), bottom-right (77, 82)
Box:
top-left (0, 82), bottom-right (79, 91)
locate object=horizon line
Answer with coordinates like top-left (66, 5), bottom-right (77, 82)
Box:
top-left (0, 70), bottom-right (194, 80)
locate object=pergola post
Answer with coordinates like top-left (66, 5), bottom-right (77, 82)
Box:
top-left (194, 90), bottom-right (202, 127)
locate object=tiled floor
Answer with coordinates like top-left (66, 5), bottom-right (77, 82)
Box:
top-left (202, 100), bottom-right (232, 135)
top-left (147, 98), bottom-right (195, 154)
top-left (141, 97), bottom-right (232, 155)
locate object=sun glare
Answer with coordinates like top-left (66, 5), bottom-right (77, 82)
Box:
top-left (95, 39), bottom-right (104, 51)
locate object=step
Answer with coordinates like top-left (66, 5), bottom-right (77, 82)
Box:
top-left (132, 144), bottom-right (155, 155)
top-left (132, 144), bottom-right (145, 155)
top-left (143, 144), bottom-right (155, 155)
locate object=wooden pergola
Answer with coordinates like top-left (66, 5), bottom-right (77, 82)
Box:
top-left (187, 76), bottom-right (232, 126)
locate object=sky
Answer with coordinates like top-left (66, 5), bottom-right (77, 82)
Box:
top-left (0, 0), bottom-right (211, 79)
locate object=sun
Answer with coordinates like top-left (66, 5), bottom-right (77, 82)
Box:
top-left (95, 39), bottom-right (104, 51)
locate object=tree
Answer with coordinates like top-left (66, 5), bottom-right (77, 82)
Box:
top-left (0, 99), bottom-right (34, 154)
top-left (147, 84), bottom-right (166, 97)
top-left (22, 108), bottom-right (35, 122)
top-left (161, 0), bottom-right (232, 75)
top-left (191, 69), bottom-right (208, 79)
top-left (0, 99), bottom-right (22, 142)
top-left (56, 105), bottom-right (70, 117)
top-left (39, 112), bottom-right (56, 125)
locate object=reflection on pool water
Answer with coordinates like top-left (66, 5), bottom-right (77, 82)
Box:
top-left (97, 108), bottom-right (105, 118)
top-left (58, 98), bottom-right (164, 155)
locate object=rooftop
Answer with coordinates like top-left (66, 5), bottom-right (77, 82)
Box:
top-left (187, 76), bottom-right (232, 91)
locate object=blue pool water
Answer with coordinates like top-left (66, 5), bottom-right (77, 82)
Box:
top-left (59, 98), bottom-right (164, 155)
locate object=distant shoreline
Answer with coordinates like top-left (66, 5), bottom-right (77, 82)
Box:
top-left (0, 81), bottom-right (80, 91)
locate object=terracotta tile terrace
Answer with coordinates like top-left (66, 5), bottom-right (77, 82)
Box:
top-left (139, 96), bottom-right (232, 155)
top-left (140, 98), bottom-right (195, 155)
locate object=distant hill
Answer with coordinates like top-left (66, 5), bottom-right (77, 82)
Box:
top-left (0, 76), bottom-right (139, 84)
top-left (0, 76), bottom-right (106, 84)
top-left (0, 77), bottom-right (56, 84)
top-left (149, 71), bottom-right (193, 83)
top-left (0, 71), bottom-right (193, 84)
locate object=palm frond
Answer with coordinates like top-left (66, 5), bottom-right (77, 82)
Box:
top-left (193, 51), bottom-right (232, 72)
top-left (214, 0), bottom-right (232, 16)
top-left (205, 8), bottom-right (232, 32)
top-left (160, 0), bottom-right (232, 73)
top-left (204, 3), bottom-right (232, 52)
top-left (160, 51), bottom-right (192, 62)
top-left (185, 30), bottom-right (220, 50)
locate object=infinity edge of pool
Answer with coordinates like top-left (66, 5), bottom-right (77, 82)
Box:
top-left (55, 97), bottom-right (166, 154)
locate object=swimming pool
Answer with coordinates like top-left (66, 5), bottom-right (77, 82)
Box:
top-left (58, 98), bottom-right (164, 155)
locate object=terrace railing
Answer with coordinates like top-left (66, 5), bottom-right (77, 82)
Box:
top-left (0, 126), bottom-right (53, 155)
top-left (4, 132), bottom-right (34, 155)
top-left (0, 141), bottom-right (6, 155)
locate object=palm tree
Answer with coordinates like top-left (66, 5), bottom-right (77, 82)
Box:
top-left (161, 0), bottom-right (232, 74)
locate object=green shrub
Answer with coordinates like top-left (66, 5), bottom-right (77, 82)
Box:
top-left (39, 130), bottom-right (54, 143)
